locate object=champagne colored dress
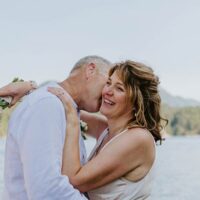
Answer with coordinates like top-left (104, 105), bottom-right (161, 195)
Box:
top-left (87, 129), bottom-right (156, 200)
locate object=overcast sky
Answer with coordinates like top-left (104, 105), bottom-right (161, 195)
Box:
top-left (0, 0), bottom-right (200, 100)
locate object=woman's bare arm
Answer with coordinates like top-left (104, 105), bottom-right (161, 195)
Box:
top-left (0, 81), bottom-right (37, 106)
top-left (67, 131), bottom-right (150, 192)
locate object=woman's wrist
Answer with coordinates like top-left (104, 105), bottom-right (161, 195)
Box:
top-left (66, 117), bottom-right (80, 132)
top-left (25, 81), bottom-right (38, 95)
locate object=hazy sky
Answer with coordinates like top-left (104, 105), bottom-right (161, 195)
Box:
top-left (0, 0), bottom-right (200, 100)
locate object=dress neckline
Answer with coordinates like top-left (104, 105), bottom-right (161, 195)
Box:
top-left (100, 128), bottom-right (128, 152)
top-left (88, 128), bottom-right (128, 161)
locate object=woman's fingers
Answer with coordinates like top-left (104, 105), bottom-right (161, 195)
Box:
top-left (0, 84), bottom-right (13, 97)
top-left (48, 87), bottom-right (74, 111)
top-left (0, 82), bottom-right (27, 98)
top-left (48, 87), bottom-right (66, 101)
top-left (9, 96), bottom-right (20, 107)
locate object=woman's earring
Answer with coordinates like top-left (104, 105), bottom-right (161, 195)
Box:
top-left (135, 111), bottom-right (139, 122)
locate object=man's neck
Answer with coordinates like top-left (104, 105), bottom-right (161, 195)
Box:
top-left (58, 77), bottom-right (82, 107)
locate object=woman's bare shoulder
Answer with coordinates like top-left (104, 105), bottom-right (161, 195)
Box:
top-left (124, 127), bottom-right (154, 146)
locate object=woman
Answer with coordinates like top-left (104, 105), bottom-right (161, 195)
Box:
top-left (0, 60), bottom-right (166, 199)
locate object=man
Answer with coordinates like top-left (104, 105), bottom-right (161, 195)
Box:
top-left (2, 55), bottom-right (111, 199)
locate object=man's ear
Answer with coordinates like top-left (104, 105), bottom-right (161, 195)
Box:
top-left (85, 63), bottom-right (96, 79)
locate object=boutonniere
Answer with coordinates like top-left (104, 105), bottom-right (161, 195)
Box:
top-left (80, 120), bottom-right (88, 140)
top-left (0, 78), bottom-right (24, 110)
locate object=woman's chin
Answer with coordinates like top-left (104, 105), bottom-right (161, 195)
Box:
top-left (100, 107), bottom-right (110, 117)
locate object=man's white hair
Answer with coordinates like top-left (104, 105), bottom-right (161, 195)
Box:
top-left (71, 55), bottom-right (111, 73)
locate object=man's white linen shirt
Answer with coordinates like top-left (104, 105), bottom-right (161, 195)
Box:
top-left (3, 82), bottom-right (87, 200)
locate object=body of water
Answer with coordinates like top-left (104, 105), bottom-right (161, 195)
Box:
top-left (1, 136), bottom-right (200, 199)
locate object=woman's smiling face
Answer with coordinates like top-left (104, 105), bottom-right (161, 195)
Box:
top-left (100, 71), bottom-right (132, 120)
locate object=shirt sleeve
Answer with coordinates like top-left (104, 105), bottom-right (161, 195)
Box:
top-left (19, 97), bottom-right (87, 200)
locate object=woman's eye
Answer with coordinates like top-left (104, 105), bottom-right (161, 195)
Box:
top-left (117, 87), bottom-right (124, 92)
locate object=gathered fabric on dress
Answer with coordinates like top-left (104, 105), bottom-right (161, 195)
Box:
top-left (87, 129), bottom-right (156, 200)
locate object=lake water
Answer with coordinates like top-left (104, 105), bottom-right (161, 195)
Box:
top-left (1, 136), bottom-right (200, 199)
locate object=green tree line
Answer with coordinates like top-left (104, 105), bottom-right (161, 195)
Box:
top-left (162, 104), bottom-right (200, 136)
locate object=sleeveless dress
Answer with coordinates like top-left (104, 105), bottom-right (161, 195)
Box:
top-left (87, 128), bottom-right (156, 200)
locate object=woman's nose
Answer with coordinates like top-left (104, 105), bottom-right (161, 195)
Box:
top-left (105, 86), bottom-right (113, 95)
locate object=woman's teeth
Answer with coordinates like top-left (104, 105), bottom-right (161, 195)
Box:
top-left (104, 99), bottom-right (115, 105)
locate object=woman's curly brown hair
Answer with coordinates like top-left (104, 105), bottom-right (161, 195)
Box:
top-left (109, 60), bottom-right (167, 143)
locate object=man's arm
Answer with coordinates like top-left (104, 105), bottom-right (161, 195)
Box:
top-left (19, 97), bottom-right (87, 200)
top-left (80, 110), bottom-right (108, 140)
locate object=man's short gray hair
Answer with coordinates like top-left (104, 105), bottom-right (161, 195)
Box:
top-left (71, 55), bottom-right (111, 73)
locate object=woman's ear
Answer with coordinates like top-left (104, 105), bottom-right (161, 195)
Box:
top-left (85, 63), bottom-right (96, 79)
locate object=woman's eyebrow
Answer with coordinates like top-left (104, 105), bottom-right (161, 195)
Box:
top-left (109, 77), bottom-right (124, 86)
top-left (116, 82), bottom-right (125, 87)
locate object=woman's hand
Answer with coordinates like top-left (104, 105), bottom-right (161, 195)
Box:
top-left (0, 81), bottom-right (35, 107)
top-left (48, 87), bottom-right (79, 125)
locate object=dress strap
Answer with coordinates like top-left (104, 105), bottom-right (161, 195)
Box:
top-left (88, 128), bottom-right (129, 160)
top-left (87, 128), bottom-right (109, 161)
top-left (100, 129), bottom-right (128, 152)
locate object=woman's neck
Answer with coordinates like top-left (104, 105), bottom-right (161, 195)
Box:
top-left (107, 117), bottom-right (129, 137)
